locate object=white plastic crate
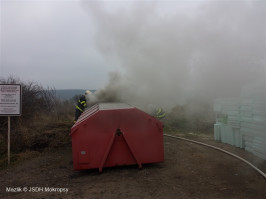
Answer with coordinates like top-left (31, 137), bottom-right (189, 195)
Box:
top-left (214, 82), bottom-right (266, 160)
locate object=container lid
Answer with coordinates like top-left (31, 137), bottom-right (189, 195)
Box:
top-left (98, 102), bottom-right (134, 110)
top-left (71, 102), bottom-right (135, 131)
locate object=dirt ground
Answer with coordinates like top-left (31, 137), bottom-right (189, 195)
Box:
top-left (1, 133), bottom-right (266, 199)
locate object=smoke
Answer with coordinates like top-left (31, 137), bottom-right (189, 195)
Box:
top-left (93, 72), bottom-right (126, 103)
top-left (81, 0), bottom-right (266, 110)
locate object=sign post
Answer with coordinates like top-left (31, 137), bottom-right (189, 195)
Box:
top-left (0, 84), bottom-right (22, 165)
top-left (8, 116), bottom-right (10, 164)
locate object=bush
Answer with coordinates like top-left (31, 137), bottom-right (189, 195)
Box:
top-left (0, 76), bottom-right (73, 158)
top-left (163, 99), bottom-right (215, 134)
top-left (0, 76), bottom-right (56, 121)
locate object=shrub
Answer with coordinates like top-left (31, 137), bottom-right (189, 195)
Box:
top-left (0, 76), bottom-right (72, 158)
top-left (163, 99), bottom-right (215, 133)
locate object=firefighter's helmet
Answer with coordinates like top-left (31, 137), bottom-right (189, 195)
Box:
top-left (85, 90), bottom-right (91, 95)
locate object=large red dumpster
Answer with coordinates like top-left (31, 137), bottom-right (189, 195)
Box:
top-left (70, 103), bottom-right (164, 172)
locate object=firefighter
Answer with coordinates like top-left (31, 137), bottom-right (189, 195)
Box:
top-left (155, 107), bottom-right (166, 120)
top-left (74, 90), bottom-right (91, 123)
top-left (147, 104), bottom-right (166, 120)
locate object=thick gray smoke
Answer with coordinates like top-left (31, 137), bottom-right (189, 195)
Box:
top-left (82, 0), bottom-right (265, 110)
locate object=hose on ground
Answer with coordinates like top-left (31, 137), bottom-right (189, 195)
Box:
top-left (164, 134), bottom-right (266, 179)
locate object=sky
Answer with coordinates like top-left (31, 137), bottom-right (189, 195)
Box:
top-left (1, 0), bottom-right (117, 89)
top-left (1, 0), bottom-right (266, 108)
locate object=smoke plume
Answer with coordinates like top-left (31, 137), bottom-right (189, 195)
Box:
top-left (82, 0), bottom-right (266, 110)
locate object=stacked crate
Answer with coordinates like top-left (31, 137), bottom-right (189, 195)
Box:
top-left (214, 83), bottom-right (266, 160)
top-left (214, 98), bottom-right (243, 147)
top-left (240, 85), bottom-right (266, 159)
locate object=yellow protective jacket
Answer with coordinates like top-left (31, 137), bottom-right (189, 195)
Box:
top-left (156, 107), bottom-right (166, 120)
top-left (76, 95), bottom-right (87, 112)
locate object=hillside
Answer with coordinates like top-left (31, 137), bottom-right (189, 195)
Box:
top-left (55, 89), bottom-right (96, 100)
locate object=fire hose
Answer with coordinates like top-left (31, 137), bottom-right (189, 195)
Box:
top-left (163, 134), bottom-right (266, 179)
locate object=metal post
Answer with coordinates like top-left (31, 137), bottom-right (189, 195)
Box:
top-left (8, 116), bottom-right (10, 165)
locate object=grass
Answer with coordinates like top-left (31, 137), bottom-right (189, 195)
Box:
top-left (0, 115), bottom-right (73, 170)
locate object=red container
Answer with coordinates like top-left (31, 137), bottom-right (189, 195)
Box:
top-left (70, 103), bottom-right (164, 172)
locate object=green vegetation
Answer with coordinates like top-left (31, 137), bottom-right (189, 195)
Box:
top-left (0, 76), bottom-right (74, 169)
top-left (162, 99), bottom-right (214, 135)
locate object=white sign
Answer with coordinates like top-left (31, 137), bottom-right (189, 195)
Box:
top-left (0, 84), bottom-right (22, 116)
